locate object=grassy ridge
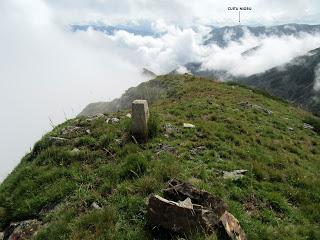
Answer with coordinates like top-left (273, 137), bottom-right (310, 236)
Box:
top-left (0, 74), bottom-right (319, 239)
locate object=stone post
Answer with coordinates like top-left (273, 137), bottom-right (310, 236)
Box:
top-left (132, 100), bottom-right (149, 142)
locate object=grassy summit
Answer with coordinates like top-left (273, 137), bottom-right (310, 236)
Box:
top-left (0, 74), bottom-right (319, 239)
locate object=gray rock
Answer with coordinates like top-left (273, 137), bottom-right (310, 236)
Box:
top-left (288, 127), bottom-right (294, 131)
top-left (190, 146), bottom-right (206, 156)
top-left (71, 148), bottom-right (80, 154)
top-left (303, 123), bottom-right (314, 130)
top-left (223, 170), bottom-right (248, 180)
top-left (86, 129), bottom-right (91, 134)
top-left (111, 117), bottom-right (120, 123)
top-left (164, 123), bottom-right (177, 137)
top-left (0, 232), bottom-right (3, 240)
top-left (155, 144), bottom-right (176, 155)
top-left (4, 219), bottom-right (42, 240)
top-left (147, 179), bottom-right (228, 234)
top-left (47, 137), bottom-right (69, 142)
top-left (239, 102), bottom-right (273, 115)
top-left (125, 113), bottom-right (132, 118)
top-left (61, 126), bottom-right (81, 135)
top-left (91, 202), bottom-right (102, 210)
top-left (132, 100), bottom-right (149, 142)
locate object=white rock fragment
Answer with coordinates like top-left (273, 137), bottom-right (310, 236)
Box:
top-left (303, 123), bottom-right (314, 130)
top-left (183, 123), bottom-right (195, 128)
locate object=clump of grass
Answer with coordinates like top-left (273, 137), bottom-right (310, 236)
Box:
top-left (120, 153), bottom-right (148, 179)
top-left (148, 112), bottom-right (160, 139)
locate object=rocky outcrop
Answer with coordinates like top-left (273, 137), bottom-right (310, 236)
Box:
top-left (3, 220), bottom-right (42, 240)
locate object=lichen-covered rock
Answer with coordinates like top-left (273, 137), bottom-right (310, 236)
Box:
top-left (4, 219), bottom-right (42, 240)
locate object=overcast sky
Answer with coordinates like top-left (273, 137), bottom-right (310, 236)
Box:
top-left (0, 0), bottom-right (320, 182)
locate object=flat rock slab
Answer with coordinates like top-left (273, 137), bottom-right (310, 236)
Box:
top-left (223, 170), bottom-right (248, 180)
top-left (163, 179), bottom-right (227, 218)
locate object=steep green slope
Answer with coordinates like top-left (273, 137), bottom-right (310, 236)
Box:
top-left (238, 47), bottom-right (320, 115)
top-left (1, 75), bottom-right (320, 240)
top-left (79, 77), bottom-right (166, 117)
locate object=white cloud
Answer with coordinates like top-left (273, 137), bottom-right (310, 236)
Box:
top-left (200, 32), bottom-right (320, 76)
top-left (43, 0), bottom-right (320, 26)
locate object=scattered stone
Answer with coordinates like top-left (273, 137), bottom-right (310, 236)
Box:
top-left (125, 113), bottom-right (132, 118)
top-left (71, 148), bottom-right (80, 154)
top-left (132, 100), bottom-right (149, 142)
top-left (223, 170), bottom-right (248, 180)
top-left (61, 126), bottom-right (81, 135)
top-left (47, 137), bottom-right (69, 142)
top-left (303, 123), bottom-right (314, 130)
top-left (4, 219), bottom-right (42, 240)
top-left (106, 117), bottom-right (120, 124)
top-left (190, 146), bottom-right (206, 156)
top-left (91, 202), bottom-right (102, 210)
top-left (86, 113), bottom-right (105, 122)
top-left (183, 123), bottom-right (195, 128)
top-left (86, 129), bottom-right (91, 134)
top-left (239, 102), bottom-right (273, 115)
top-left (155, 144), bottom-right (176, 155)
top-left (219, 211), bottom-right (247, 240)
top-left (111, 118), bottom-right (120, 123)
top-left (147, 179), bottom-right (229, 234)
top-left (115, 139), bottom-right (123, 145)
top-left (164, 123), bottom-right (177, 135)
top-left (288, 127), bottom-right (294, 131)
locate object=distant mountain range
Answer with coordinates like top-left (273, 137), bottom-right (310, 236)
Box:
top-left (238, 48), bottom-right (320, 114)
top-left (184, 47), bottom-right (320, 115)
top-left (204, 24), bottom-right (320, 47)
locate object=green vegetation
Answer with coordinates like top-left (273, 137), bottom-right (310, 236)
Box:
top-left (0, 74), bottom-right (320, 239)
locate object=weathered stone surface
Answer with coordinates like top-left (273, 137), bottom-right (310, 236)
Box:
top-left (4, 219), bottom-right (42, 240)
top-left (163, 179), bottom-right (227, 219)
top-left (239, 102), bottom-right (273, 115)
top-left (147, 195), bottom-right (205, 233)
top-left (303, 123), bottom-right (314, 130)
top-left (223, 170), bottom-right (248, 180)
top-left (147, 179), bottom-right (228, 235)
top-left (219, 211), bottom-right (246, 240)
top-left (0, 232), bottom-right (4, 240)
top-left (132, 100), bottom-right (149, 141)
top-left (155, 144), bottom-right (176, 155)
